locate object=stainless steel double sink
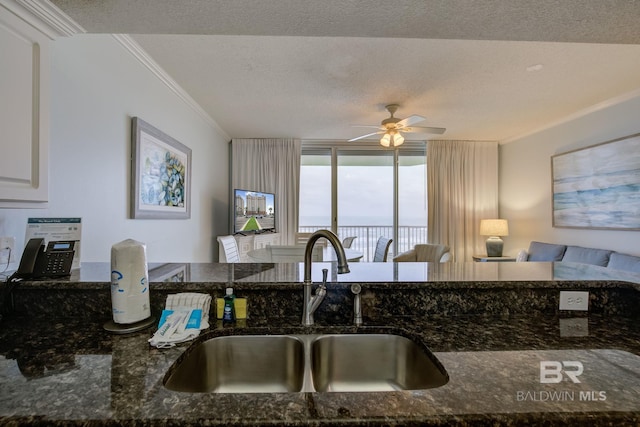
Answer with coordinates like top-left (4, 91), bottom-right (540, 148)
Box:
top-left (163, 332), bottom-right (448, 393)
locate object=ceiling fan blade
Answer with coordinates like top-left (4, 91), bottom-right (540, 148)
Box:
top-left (348, 131), bottom-right (383, 142)
top-left (396, 115), bottom-right (425, 128)
top-left (403, 126), bottom-right (446, 135)
top-left (351, 125), bottom-right (384, 129)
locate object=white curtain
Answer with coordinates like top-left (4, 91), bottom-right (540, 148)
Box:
top-left (231, 138), bottom-right (301, 244)
top-left (427, 140), bottom-right (499, 261)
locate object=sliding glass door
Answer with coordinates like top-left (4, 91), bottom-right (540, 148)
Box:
top-left (299, 151), bottom-right (332, 230)
top-left (397, 151), bottom-right (428, 254)
top-left (337, 150), bottom-right (394, 260)
top-left (299, 142), bottom-right (427, 261)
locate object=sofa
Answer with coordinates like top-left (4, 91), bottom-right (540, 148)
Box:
top-left (521, 241), bottom-right (640, 274)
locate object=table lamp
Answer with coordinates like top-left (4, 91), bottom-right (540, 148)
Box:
top-left (480, 219), bottom-right (509, 257)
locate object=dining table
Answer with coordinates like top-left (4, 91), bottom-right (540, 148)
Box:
top-left (246, 245), bottom-right (364, 263)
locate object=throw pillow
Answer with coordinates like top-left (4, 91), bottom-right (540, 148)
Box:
top-left (563, 246), bottom-right (612, 267)
top-left (527, 241), bottom-right (567, 261)
top-left (607, 252), bottom-right (640, 273)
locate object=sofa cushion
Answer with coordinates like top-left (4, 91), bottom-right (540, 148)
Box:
top-left (607, 252), bottom-right (640, 273)
top-left (562, 245), bottom-right (612, 267)
top-left (527, 241), bottom-right (567, 261)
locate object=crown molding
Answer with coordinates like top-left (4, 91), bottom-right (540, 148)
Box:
top-left (0, 0), bottom-right (85, 38)
top-left (502, 87), bottom-right (640, 145)
top-left (112, 34), bottom-right (230, 140)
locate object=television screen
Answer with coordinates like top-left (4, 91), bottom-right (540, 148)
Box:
top-left (233, 189), bottom-right (276, 234)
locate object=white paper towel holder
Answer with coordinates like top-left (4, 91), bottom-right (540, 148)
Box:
top-left (103, 238), bottom-right (156, 334)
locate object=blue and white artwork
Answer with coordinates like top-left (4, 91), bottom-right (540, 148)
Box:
top-left (139, 132), bottom-right (187, 209)
top-left (131, 117), bottom-right (191, 219)
top-left (552, 134), bottom-right (640, 229)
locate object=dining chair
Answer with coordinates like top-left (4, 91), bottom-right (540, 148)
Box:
top-left (373, 236), bottom-right (393, 262)
top-left (342, 236), bottom-right (357, 248)
top-left (217, 235), bottom-right (240, 263)
top-left (295, 232), bottom-right (327, 247)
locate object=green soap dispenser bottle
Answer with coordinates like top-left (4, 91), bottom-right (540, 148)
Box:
top-left (222, 287), bottom-right (236, 324)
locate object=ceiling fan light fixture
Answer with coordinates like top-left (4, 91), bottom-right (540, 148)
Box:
top-left (380, 131), bottom-right (404, 147)
top-left (353, 104), bottom-right (445, 146)
top-left (380, 132), bottom-right (391, 147)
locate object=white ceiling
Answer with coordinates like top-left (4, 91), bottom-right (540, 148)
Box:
top-left (51, 0), bottom-right (640, 142)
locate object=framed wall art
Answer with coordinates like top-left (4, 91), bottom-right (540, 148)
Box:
top-left (131, 117), bottom-right (192, 219)
top-left (551, 133), bottom-right (640, 230)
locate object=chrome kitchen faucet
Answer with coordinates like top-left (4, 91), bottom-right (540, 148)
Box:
top-left (302, 230), bottom-right (350, 326)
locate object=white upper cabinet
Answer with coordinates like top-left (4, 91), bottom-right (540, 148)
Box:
top-left (0, 2), bottom-right (51, 207)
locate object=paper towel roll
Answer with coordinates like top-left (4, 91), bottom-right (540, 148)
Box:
top-left (110, 239), bottom-right (150, 324)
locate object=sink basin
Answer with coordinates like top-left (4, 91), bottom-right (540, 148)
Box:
top-left (311, 334), bottom-right (448, 392)
top-left (164, 335), bottom-right (305, 393)
top-left (163, 332), bottom-right (448, 393)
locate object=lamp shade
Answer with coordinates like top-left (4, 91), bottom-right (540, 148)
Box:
top-left (380, 131), bottom-right (405, 148)
top-left (480, 219), bottom-right (509, 237)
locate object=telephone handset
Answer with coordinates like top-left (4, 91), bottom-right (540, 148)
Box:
top-left (14, 238), bottom-right (75, 279)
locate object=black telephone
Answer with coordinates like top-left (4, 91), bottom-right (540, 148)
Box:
top-left (14, 238), bottom-right (76, 279)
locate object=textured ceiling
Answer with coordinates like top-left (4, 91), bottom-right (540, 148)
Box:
top-left (51, 0), bottom-right (640, 142)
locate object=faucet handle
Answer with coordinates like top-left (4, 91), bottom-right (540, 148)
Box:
top-left (351, 284), bottom-right (363, 326)
top-left (321, 268), bottom-right (328, 286)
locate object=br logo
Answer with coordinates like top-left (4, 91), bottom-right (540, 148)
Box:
top-left (540, 361), bottom-right (583, 383)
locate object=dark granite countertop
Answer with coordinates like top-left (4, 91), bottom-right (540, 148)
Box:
top-left (1, 261), bottom-right (640, 426)
top-left (50, 261), bottom-right (640, 285)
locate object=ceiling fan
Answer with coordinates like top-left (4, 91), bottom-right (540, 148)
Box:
top-left (348, 104), bottom-right (446, 147)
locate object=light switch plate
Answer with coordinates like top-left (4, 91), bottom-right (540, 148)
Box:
top-left (559, 291), bottom-right (589, 311)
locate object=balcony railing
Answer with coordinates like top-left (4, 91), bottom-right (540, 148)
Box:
top-left (298, 225), bottom-right (428, 262)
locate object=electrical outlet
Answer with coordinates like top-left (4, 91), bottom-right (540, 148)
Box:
top-left (559, 317), bottom-right (589, 337)
top-left (0, 236), bottom-right (16, 264)
top-left (559, 291), bottom-right (589, 311)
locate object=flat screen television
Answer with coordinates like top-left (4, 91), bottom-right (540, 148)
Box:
top-left (233, 189), bottom-right (276, 234)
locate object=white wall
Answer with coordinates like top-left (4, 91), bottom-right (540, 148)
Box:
top-left (500, 91), bottom-right (640, 257)
top-left (0, 35), bottom-right (229, 266)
